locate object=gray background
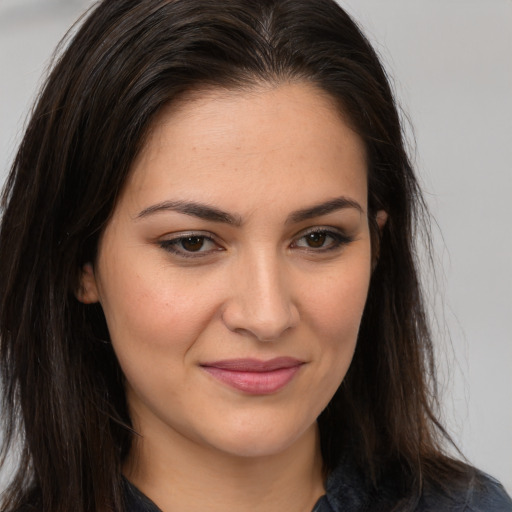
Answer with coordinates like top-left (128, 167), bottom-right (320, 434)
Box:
top-left (0, 0), bottom-right (511, 493)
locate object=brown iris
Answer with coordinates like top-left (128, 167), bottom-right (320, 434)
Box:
top-left (305, 232), bottom-right (327, 248)
top-left (181, 236), bottom-right (205, 252)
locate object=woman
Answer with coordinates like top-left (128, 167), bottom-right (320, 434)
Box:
top-left (0, 1), bottom-right (510, 511)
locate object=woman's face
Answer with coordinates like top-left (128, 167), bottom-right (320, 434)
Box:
top-left (81, 83), bottom-right (378, 459)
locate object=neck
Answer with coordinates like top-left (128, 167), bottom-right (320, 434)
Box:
top-left (124, 422), bottom-right (325, 512)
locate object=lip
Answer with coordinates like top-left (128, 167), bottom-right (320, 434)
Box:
top-left (200, 357), bottom-right (304, 395)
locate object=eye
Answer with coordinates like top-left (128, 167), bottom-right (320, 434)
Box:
top-left (300, 232), bottom-right (329, 248)
top-left (292, 228), bottom-right (353, 252)
top-left (158, 233), bottom-right (222, 258)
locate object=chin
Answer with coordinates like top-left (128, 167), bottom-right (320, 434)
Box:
top-left (203, 420), bottom-right (317, 460)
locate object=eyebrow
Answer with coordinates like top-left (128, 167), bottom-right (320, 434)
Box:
top-left (136, 196), bottom-right (363, 225)
top-left (136, 200), bottom-right (243, 226)
top-left (286, 196), bottom-right (364, 224)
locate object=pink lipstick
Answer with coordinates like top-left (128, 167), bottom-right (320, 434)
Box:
top-left (201, 357), bottom-right (303, 395)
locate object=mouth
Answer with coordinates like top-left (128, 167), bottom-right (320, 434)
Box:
top-left (200, 357), bottom-right (304, 395)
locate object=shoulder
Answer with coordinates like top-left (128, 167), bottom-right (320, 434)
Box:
top-left (324, 457), bottom-right (512, 512)
top-left (418, 470), bottom-right (512, 512)
top-left (122, 476), bottom-right (162, 512)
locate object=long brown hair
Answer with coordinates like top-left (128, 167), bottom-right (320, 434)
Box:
top-left (0, 1), bottom-right (467, 510)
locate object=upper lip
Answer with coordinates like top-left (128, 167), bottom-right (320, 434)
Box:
top-left (200, 357), bottom-right (304, 372)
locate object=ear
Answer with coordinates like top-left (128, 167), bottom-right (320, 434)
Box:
top-left (376, 210), bottom-right (388, 231)
top-left (76, 263), bottom-right (100, 304)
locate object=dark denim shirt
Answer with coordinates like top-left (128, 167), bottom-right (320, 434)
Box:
top-left (123, 458), bottom-right (512, 511)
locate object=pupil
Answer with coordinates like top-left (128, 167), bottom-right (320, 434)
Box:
top-left (182, 237), bottom-right (204, 251)
top-left (307, 232), bottom-right (326, 248)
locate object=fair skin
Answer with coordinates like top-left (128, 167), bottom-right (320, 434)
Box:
top-left (79, 82), bottom-right (386, 512)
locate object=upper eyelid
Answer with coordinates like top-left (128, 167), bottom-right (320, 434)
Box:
top-left (159, 230), bottom-right (218, 242)
top-left (157, 226), bottom-right (348, 242)
top-left (293, 225), bottom-right (347, 238)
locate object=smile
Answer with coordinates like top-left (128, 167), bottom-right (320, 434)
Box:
top-left (200, 357), bottom-right (304, 395)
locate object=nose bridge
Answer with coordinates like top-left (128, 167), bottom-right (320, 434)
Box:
top-left (223, 245), bottom-right (298, 341)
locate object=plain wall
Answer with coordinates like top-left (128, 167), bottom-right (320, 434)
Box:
top-left (0, 0), bottom-right (510, 493)
top-left (338, 0), bottom-right (512, 492)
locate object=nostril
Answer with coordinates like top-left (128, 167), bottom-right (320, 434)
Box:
top-left (222, 300), bottom-right (299, 342)
top-left (221, 260), bottom-right (299, 341)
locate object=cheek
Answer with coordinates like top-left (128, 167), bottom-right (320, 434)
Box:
top-left (303, 250), bottom-right (371, 396)
top-left (96, 257), bottom-right (219, 374)
top-left (307, 258), bottom-right (371, 343)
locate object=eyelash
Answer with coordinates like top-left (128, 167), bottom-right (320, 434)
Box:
top-left (158, 228), bottom-right (354, 259)
top-left (158, 233), bottom-right (221, 259)
top-left (290, 228), bottom-right (354, 253)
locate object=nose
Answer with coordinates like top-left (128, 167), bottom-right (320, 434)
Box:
top-left (221, 252), bottom-right (300, 342)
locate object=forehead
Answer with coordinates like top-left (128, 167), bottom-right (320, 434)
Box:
top-left (121, 82), bottom-right (368, 217)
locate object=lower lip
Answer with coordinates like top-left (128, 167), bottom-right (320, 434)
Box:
top-left (202, 366), bottom-right (301, 395)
